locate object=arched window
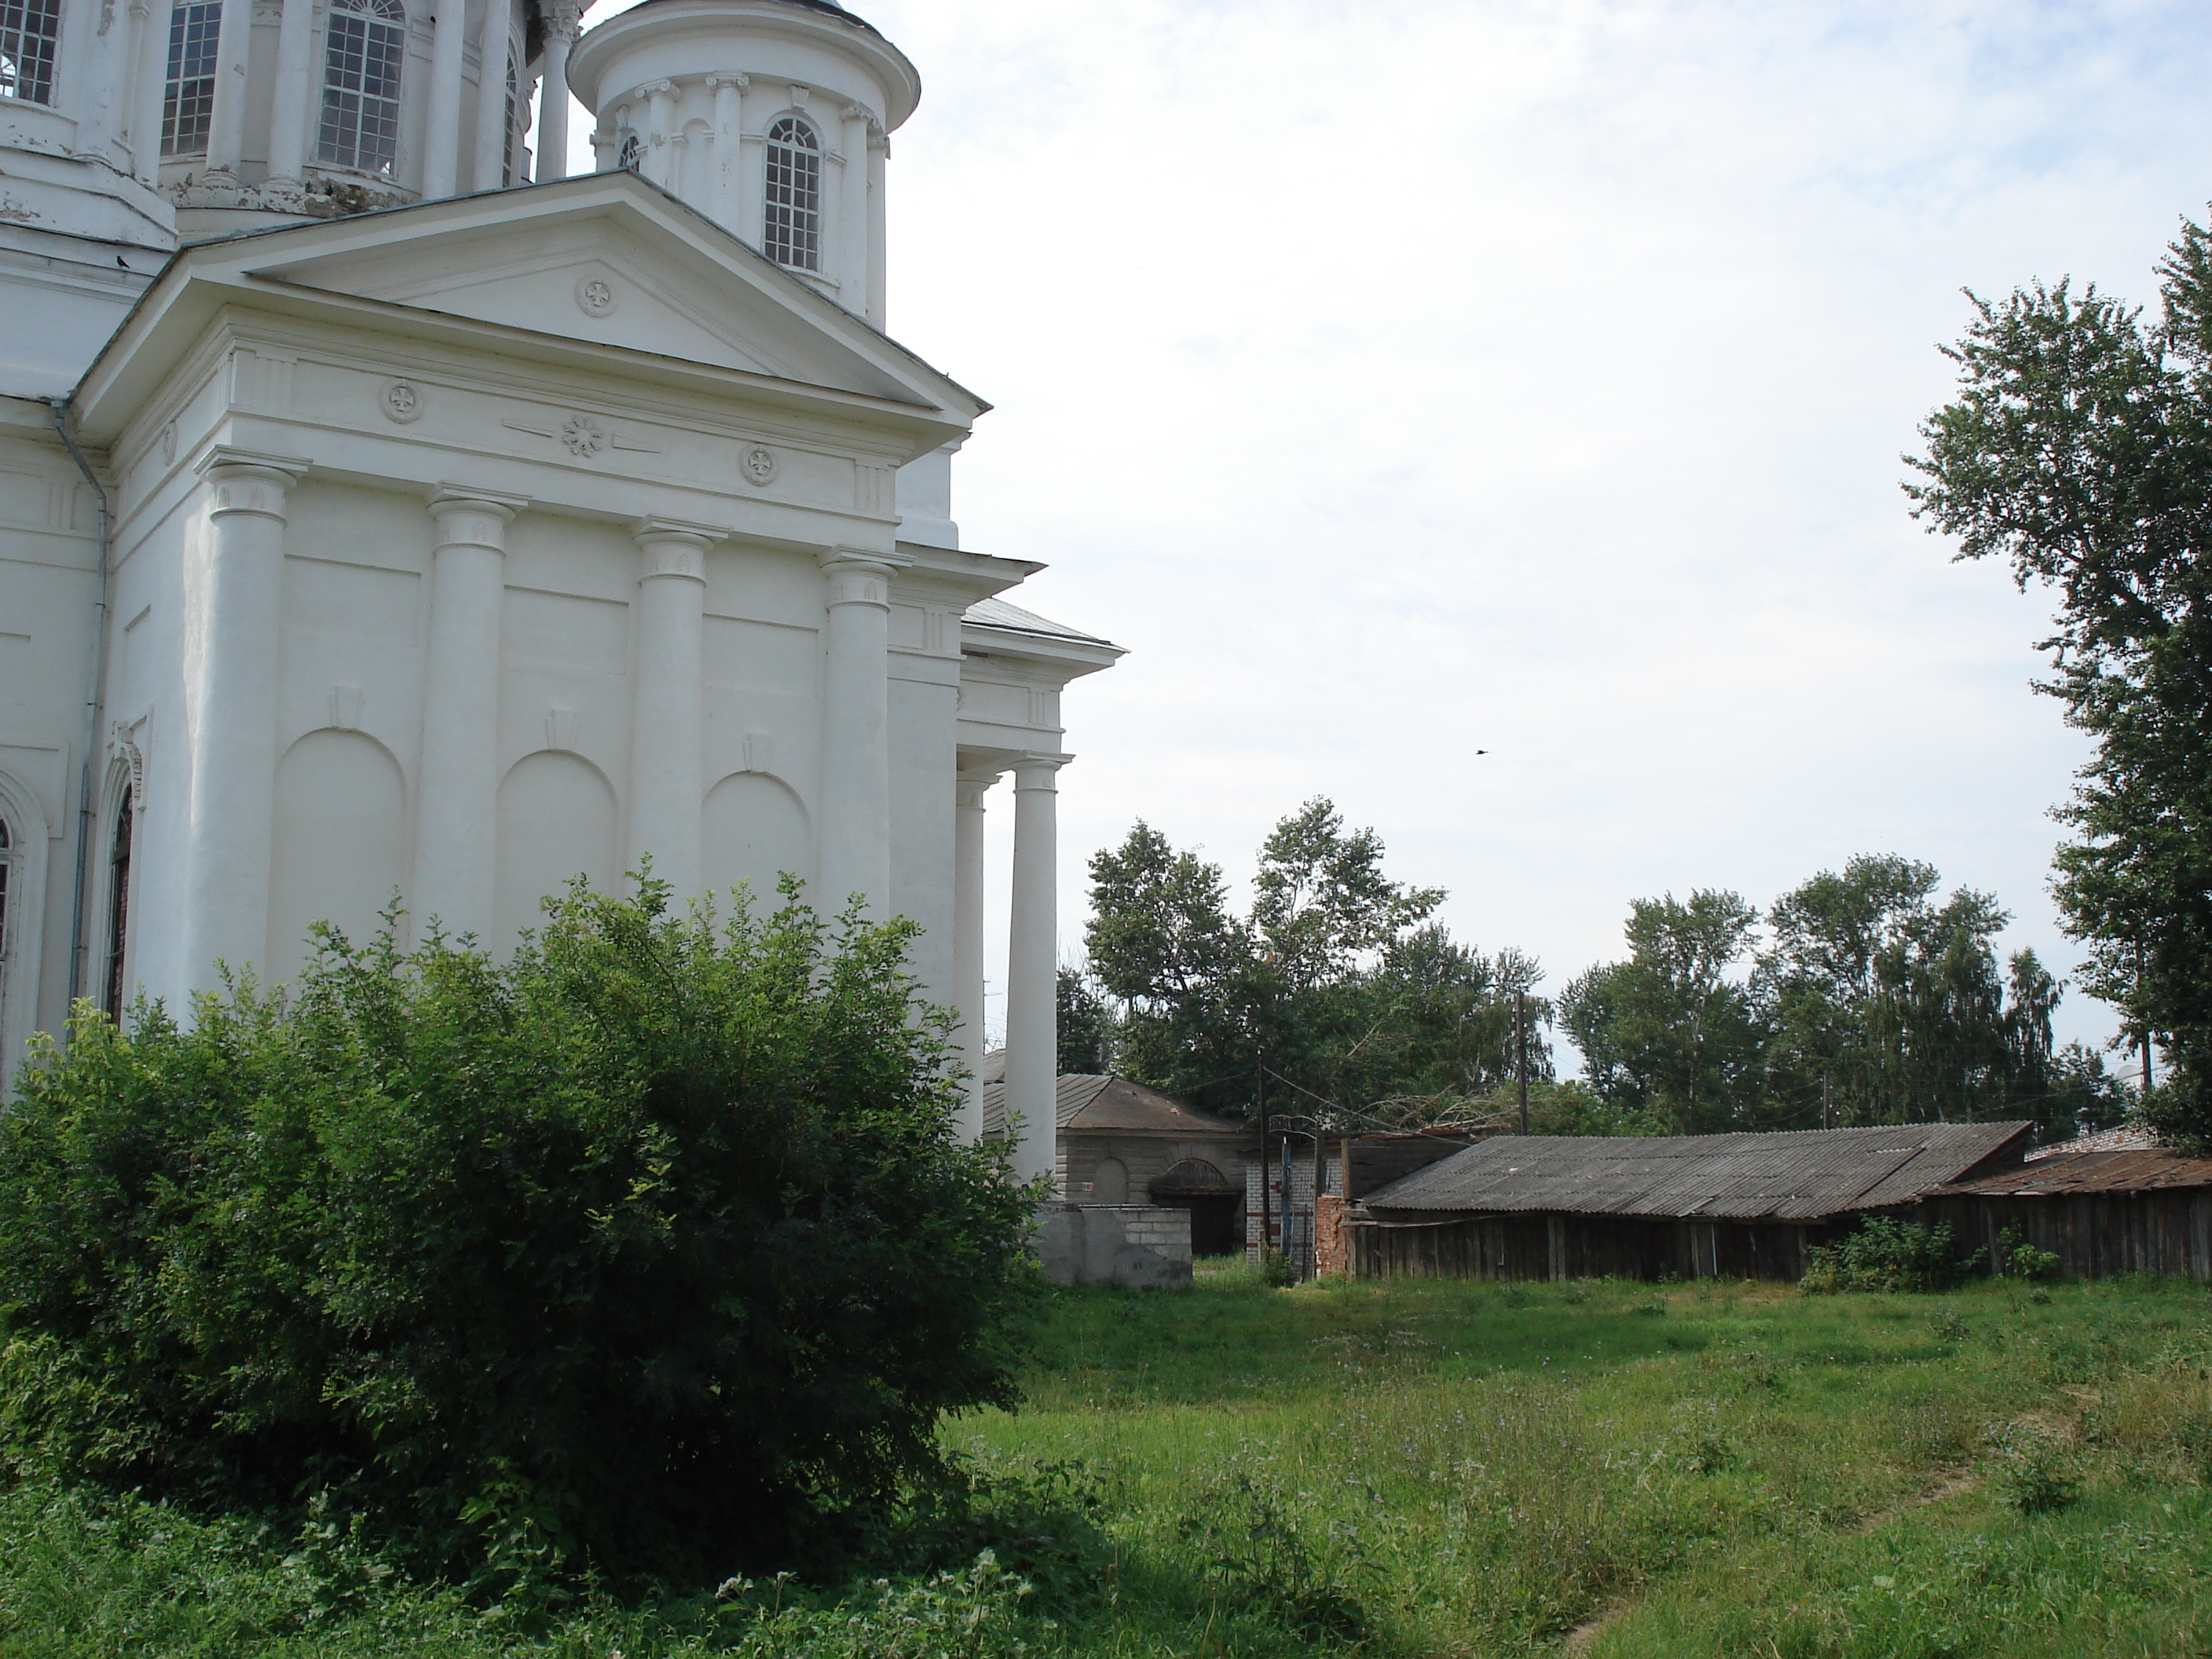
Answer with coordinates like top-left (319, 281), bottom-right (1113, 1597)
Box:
top-left (617, 130), bottom-right (641, 171)
top-left (763, 115), bottom-right (820, 271)
top-left (317, 0), bottom-right (405, 178)
top-left (161, 0), bottom-right (222, 155)
top-left (0, 0), bottom-right (62, 104)
top-left (103, 789), bottom-right (131, 1015)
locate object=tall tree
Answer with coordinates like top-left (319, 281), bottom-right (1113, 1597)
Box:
top-left (1560, 890), bottom-right (1767, 1132)
top-left (1906, 215), bottom-right (2212, 1144)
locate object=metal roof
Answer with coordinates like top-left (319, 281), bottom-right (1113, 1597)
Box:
top-left (1361, 1121), bottom-right (2031, 1222)
top-left (1932, 1148), bottom-right (2212, 1197)
top-left (976, 1068), bottom-right (1254, 1141)
top-left (963, 596), bottom-right (1116, 647)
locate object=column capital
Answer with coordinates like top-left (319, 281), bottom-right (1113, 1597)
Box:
top-left (199, 448), bottom-right (309, 518)
top-left (635, 78), bottom-right (674, 100)
top-left (428, 483), bottom-right (527, 523)
top-left (1013, 753), bottom-right (1071, 786)
top-left (632, 515), bottom-right (722, 549)
top-left (634, 518), bottom-right (718, 582)
top-left (706, 70), bottom-right (749, 91)
top-left (544, 0), bottom-right (584, 39)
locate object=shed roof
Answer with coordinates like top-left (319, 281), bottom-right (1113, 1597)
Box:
top-left (1361, 1122), bottom-right (2031, 1222)
top-left (2024, 1123), bottom-right (2159, 1161)
top-left (1932, 1148), bottom-right (2212, 1197)
top-left (976, 1063), bottom-right (1254, 1140)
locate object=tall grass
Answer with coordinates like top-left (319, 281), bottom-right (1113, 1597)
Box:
top-left (2, 1268), bottom-right (2210, 1655)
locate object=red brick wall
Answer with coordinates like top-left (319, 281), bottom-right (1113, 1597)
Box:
top-left (1315, 1193), bottom-right (1347, 1277)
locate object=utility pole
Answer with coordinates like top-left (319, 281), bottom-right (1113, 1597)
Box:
top-left (1514, 989), bottom-right (1529, 1135)
top-left (1822, 1072), bottom-right (1830, 1133)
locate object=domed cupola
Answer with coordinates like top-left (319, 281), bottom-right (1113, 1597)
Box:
top-left (566, 0), bottom-right (919, 327)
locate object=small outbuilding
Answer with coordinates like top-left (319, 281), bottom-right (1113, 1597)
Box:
top-left (979, 1058), bottom-right (1258, 1256)
top-left (1342, 1122), bottom-right (2032, 1283)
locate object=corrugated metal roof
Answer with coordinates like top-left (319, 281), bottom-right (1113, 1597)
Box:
top-left (1362, 1122), bottom-right (2031, 1222)
top-left (1933, 1148), bottom-right (2212, 1196)
top-left (964, 596), bottom-right (1116, 647)
top-left (977, 1071), bottom-right (1252, 1141)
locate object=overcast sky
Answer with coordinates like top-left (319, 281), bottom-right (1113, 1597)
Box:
top-left (570, 0), bottom-right (2211, 1068)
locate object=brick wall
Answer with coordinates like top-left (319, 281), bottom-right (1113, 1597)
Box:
top-left (1315, 1192), bottom-right (1347, 1276)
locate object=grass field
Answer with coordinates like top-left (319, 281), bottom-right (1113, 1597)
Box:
top-left (6, 1266), bottom-right (2212, 1655)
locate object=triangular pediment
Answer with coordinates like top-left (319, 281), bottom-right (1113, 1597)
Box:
top-left (138, 174), bottom-right (981, 418)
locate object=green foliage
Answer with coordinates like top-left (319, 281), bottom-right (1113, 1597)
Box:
top-left (1563, 859), bottom-right (2069, 1135)
top-left (1055, 967), bottom-right (1113, 1075)
top-left (1906, 215), bottom-right (2212, 1146)
top-left (1800, 1218), bottom-right (1986, 1295)
top-left (1991, 1423), bottom-right (2082, 1517)
top-left (1998, 1224), bottom-right (2063, 1282)
top-left (0, 881), bottom-right (1041, 1583)
top-left (1083, 802), bottom-right (1534, 1125)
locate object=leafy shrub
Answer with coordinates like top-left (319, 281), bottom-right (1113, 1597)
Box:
top-left (1799, 1218), bottom-right (1985, 1294)
top-left (1990, 1423), bottom-right (2080, 1516)
top-left (1998, 1222), bottom-right (2063, 1281)
top-left (0, 881), bottom-right (1042, 1584)
top-left (1175, 1470), bottom-right (1369, 1638)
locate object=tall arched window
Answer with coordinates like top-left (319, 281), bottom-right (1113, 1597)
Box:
top-left (103, 790), bottom-right (131, 1015)
top-left (318, 0), bottom-right (405, 177)
top-left (0, 819), bottom-right (13, 998)
top-left (161, 0), bottom-right (222, 154)
top-left (763, 116), bottom-right (820, 271)
top-left (502, 57), bottom-right (518, 185)
top-left (0, 0), bottom-right (62, 104)
top-left (617, 130), bottom-right (641, 171)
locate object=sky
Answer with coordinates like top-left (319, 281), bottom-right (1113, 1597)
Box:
top-left (566, 0), bottom-right (2212, 1067)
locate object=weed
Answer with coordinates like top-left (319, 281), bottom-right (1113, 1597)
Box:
top-left (1929, 1309), bottom-right (1969, 1344)
top-left (1991, 1422), bottom-right (2081, 1516)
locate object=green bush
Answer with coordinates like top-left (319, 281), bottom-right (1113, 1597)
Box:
top-left (0, 879), bottom-right (1042, 1585)
top-left (1800, 1217), bottom-right (1985, 1294)
top-left (1998, 1221), bottom-right (2063, 1281)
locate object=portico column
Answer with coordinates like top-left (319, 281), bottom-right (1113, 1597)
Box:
top-left (129, 0), bottom-right (167, 182)
top-left (411, 488), bottom-right (525, 942)
top-left (706, 72), bottom-right (747, 228)
top-left (815, 549), bottom-right (896, 914)
top-left (422, 0), bottom-right (470, 197)
top-left (626, 520), bottom-right (715, 896)
top-left (181, 450), bottom-right (308, 991)
top-left (954, 773), bottom-right (997, 1140)
top-left (266, 0), bottom-right (317, 186)
top-left (471, 0), bottom-right (515, 190)
top-left (203, 0), bottom-right (258, 174)
top-left (534, 5), bottom-right (579, 181)
top-left (866, 128), bottom-right (888, 326)
top-left (1004, 756), bottom-right (1064, 1187)
top-left (839, 104), bottom-right (871, 305)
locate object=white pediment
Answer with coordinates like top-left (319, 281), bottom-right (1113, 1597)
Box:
top-left (203, 176), bottom-right (969, 412)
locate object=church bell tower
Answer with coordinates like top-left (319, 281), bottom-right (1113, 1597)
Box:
top-left (566, 0), bottom-right (917, 330)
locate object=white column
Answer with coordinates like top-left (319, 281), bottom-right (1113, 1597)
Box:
top-left (639, 79), bottom-right (676, 187)
top-left (130, 0), bottom-right (169, 183)
top-left (67, 0), bottom-right (127, 157)
top-left (706, 71), bottom-right (746, 230)
top-left (534, 5), bottom-right (577, 181)
top-left (181, 450), bottom-right (306, 991)
top-left (838, 104), bottom-right (870, 307)
top-left (422, 0), bottom-right (469, 198)
top-left (411, 488), bottom-right (523, 942)
top-left (266, 0), bottom-right (316, 185)
top-left (737, 104), bottom-right (766, 244)
top-left (866, 127), bottom-right (888, 326)
top-left (470, 0), bottom-right (513, 190)
top-left (203, 0), bottom-right (256, 174)
top-left (1004, 756), bottom-right (1063, 1187)
top-left (815, 549), bottom-right (895, 915)
top-left (625, 520), bottom-right (713, 897)
top-left (954, 772), bottom-right (995, 1140)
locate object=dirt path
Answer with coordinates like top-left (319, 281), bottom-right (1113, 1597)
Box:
top-left (1558, 1470), bottom-right (1986, 1654)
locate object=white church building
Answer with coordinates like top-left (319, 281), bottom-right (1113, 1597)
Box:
top-left (0, 0), bottom-right (1116, 1181)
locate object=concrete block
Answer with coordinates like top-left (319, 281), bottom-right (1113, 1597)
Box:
top-left (1033, 1203), bottom-right (1192, 1289)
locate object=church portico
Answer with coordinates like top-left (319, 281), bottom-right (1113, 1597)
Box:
top-left (3, 0), bottom-right (1121, 1187)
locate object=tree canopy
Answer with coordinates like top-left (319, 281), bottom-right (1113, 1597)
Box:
top-left (1906, 214), bottom-right (2212, 1144)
